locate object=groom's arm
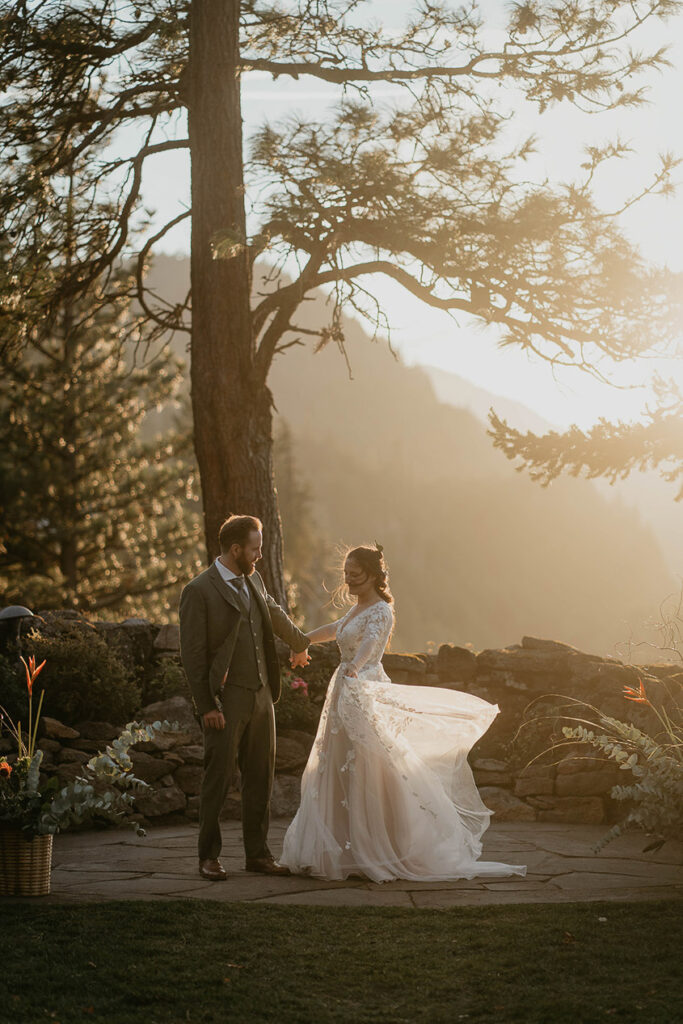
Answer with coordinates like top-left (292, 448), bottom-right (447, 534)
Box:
top-left (253, 572), bottom-right (309, 653)
top-left (179, 582), bottom-right (216, 717)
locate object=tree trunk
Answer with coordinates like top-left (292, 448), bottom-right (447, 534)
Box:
top-left (60, 167), bottom-right (80, 604)
top-left (188, 0), bottom-right (286, 603)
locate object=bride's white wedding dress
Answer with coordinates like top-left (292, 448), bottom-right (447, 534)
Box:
top-left (280, 601), bottom-right (527, 882)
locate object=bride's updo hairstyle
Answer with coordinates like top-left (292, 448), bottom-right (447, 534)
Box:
top-left (346, 544), bottom-right (393, 604)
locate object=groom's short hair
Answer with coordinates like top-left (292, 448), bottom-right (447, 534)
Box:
top-left (219, 514), bottom-right (263, 552)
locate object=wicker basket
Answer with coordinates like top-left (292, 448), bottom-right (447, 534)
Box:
top-left (0, 829), bottom-right (53, 897)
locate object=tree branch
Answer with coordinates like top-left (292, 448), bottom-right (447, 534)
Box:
top-left (101, 138), bottom-right (191, 175)
top-left (240, 55), bottom-right (493, 83)
top-left (32, 15), bottom-right (162, 61)
top-left (135, 208), bottom-right (193, 335)
top-left (254, 249), bottom-right (326, 381)
top-left (313, 260), bottom-right (471, 311)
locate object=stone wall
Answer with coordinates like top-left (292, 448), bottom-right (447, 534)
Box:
top-left (23, 695), bottom-right (312, 825)
top-left (385, 637), bottom-right (677, 825)
top-left (4, 613), bottom-right (678, 829)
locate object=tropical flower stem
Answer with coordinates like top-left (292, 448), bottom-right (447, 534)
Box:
top-left (29, 690), bottom-right (45, 760)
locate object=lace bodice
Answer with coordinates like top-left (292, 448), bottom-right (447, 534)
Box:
top-left (336, 601), bottom-right (394, 673)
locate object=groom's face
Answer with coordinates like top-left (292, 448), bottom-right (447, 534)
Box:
top-left (234, 529), bottom-right (263, 575)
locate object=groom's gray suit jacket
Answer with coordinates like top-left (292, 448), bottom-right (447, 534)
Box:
top-left (179, 563), bottom-right (309, 717)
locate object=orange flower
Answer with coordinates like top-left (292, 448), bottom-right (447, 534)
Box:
top-left (20, 655), bottom-right (46, 697)
top-left (623, 679), bottom-right (649, 704)
top-left (0, 760), bottom-right (12, 778)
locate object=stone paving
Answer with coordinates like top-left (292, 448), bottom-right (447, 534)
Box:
top-left (10, 819), bottom-right (682, 907)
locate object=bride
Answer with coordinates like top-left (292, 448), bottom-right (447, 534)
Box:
top-left (280, 544), bottom-right (526, 882)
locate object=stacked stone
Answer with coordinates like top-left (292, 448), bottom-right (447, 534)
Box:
top-left (6, 695), bottom-right (313, 827)
top-left (383, 635), bottom-right (674, 824)
top-left (4, 612), bottom-right (677, 830)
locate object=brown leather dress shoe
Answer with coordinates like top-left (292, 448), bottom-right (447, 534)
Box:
top-left (244, 856), bottom-right (291, 876)
top-left (199, 858), bottom-right (228, 881)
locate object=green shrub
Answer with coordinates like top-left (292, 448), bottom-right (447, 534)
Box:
top-left (19, 629), bottom-right (141, 725)
top-left (561, 676), bottom-right (682, 851)
top-left (544, 675), bottom-right (682, 851)
top-left (142, 656), bottom-right (191, 706)
top-left (275, 669), bottom-right (321, 733)
top-left (0, 647), bottom-right (27, 725)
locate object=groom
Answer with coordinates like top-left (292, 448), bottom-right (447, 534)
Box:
top-left (179, 514), bottom-right (310, 880)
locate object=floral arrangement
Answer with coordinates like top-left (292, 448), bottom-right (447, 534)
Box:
top-left (0, 655), bottom-right (179, 837)
top-left (274, 667), bottom-right (319, 732)
top-left (290, 676), bottom-right (309, 698)
top-left (558, 675), bottom-right (682, 851)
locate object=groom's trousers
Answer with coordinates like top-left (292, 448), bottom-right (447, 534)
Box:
top-left (198, 682), bottom-right (276, 862)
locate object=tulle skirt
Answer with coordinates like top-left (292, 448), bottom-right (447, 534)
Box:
top-left (280, 665), bottom-right (527, 882)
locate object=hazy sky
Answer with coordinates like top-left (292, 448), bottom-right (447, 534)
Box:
top-left (137, 0), bottom-right (683, 429)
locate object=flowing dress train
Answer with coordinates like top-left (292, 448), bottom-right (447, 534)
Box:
top-left (280, 602), bottom-right (527, 882)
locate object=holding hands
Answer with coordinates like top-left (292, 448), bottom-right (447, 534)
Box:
top-left (290, 648), bottom-right (311, 670)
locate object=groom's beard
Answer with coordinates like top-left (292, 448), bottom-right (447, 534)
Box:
top-left (235, 551), bottom-right (257, 576)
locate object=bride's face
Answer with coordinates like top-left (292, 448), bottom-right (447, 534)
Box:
top-left (344, 557), bottom-right (376, 600)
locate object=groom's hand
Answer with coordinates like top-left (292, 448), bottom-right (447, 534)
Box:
top-left (290, 648), bottom-right (311, 669)
top-left (203, 709), bottom-right (226, 730)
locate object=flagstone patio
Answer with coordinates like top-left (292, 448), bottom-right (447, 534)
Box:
top-left (7, 820), bottom-right (681, 908)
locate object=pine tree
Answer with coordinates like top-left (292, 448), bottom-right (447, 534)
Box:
top-left (488, 377), bottom-right (683, 500)
top-left (2, 1), bottom-right (682, 599)
top-left (0, 168), bottom-right (203, 616)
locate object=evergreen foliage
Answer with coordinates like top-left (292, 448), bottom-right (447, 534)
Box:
top-left (489, 377), bottom-right (683, 499)
top-left (0, 632), bottom-right (141, 725)
top-left (1, 1), bottom-right (682, 586)
top-left (0, 283), bottom-right (203, 615)
top-left (0, 166), bottom-right (203, 617)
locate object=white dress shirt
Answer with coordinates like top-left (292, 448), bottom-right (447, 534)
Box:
top-left (214, 557), bottom-right (251, 607)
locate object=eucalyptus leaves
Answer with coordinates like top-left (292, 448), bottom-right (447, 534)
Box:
top-left (0, 655), bottom-right (180, 836)
top-left (560, 677), bottom-right (682, 852)
top-left (1, 718), bottom-right (181, 837)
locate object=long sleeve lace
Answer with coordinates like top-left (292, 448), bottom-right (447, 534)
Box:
top-left (346, 602), bottom-right (394, 672)
top-left (307, 619), bottom-right (341, 644)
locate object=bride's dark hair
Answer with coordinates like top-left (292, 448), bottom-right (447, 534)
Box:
top-left (345, 544), bottom-right (393, 604)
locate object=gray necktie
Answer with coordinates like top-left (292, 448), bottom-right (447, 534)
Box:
top-left (231, 575), bottom-right (250, 614)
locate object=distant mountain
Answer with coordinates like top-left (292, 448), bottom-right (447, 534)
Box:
top-left (146, 254), bottom-right (678, 660)
top-left (424, 366), bottom-right (555, 435)
top-left (423, 364), bottom-right (683, 579)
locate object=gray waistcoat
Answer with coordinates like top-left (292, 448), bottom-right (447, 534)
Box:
top-left (223, 593), bottom-right (269, 691)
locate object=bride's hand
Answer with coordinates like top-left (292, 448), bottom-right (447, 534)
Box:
top-left (345, 664), bottom-right (358, 678)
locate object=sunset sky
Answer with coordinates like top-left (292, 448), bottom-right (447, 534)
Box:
top-left (137, 0), bottom-right (683, 429)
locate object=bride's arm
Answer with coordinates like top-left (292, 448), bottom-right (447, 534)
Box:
top-left (346, 603), bottom-right (394, 676)
top-left (305, 621), bottom-right (340, 645)
top-left (290, 619), bottom-right (340, 668)
top-left (346, 636), bottom-right (374, 676)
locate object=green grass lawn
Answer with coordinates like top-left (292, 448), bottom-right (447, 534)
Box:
top-left (1, 900), bottom-right (679, 1024)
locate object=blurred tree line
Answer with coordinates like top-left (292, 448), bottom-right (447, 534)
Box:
top-left (0, 166), bottom-right (203, 617)
top-left (1, 0), bottom-right (682, 616)
top-left (0, 168), bottom-right (331, 619)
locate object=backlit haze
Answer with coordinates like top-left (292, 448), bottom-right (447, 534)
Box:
top-left (137, 0), bottom-right (683, 430)
top-left (130, 1), bottom-right (683, 656)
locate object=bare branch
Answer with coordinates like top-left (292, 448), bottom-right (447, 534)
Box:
top-left (135, 208), bottom-right (193, 335)
top-left (254, 248), bottom-right (327, 381)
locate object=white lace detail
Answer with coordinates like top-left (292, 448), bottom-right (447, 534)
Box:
top-left (337, 600), bottom-right (393, 674)
top-left (280, 602), bottom-right (527, 883)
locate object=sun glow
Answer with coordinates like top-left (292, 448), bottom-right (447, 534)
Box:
top-left (139, 1), bottom-right (683, 430)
